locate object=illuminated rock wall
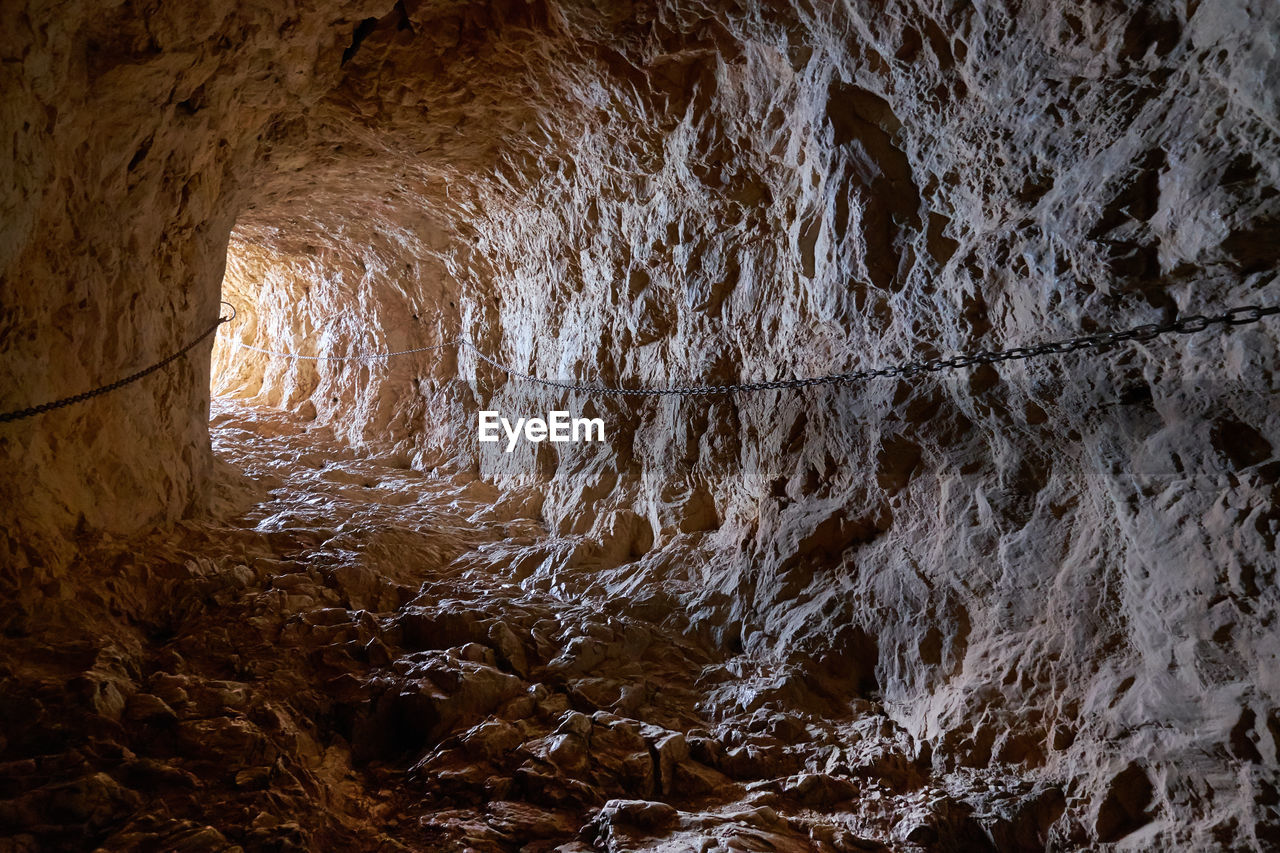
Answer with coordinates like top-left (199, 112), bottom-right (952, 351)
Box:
top-left (3, 1), bottom-right (1278, 847)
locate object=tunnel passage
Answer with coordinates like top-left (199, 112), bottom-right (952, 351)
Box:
top-left (4, 0), bottom-right (1280, 850)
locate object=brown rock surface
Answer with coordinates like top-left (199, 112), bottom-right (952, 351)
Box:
top-left (3, 0), bottom-right (1280, 850)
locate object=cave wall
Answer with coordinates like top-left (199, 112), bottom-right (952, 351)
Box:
top-left (217, 1), bottom-right (1280, 842)
top-left (4, 0), bottom-right (1280, 846)
top-left (0, 0), bottom-right (399, 570)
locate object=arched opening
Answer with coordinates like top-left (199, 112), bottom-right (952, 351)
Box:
top-left (3, 1), bottom-right (1279, 849)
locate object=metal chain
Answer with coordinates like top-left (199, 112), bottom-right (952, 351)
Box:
top-left (224, 302), bottom-right (1278, 397)
top-left (5, 301), bottom-right (1274, 424)
top-left (0, 303), bottom-right (237, 424)
top-left (9, 301), bottom-right (1269, 424)
top-left (460, 304), bottom-right (1278, 396)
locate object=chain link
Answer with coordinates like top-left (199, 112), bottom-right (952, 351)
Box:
top-left (456, 303), bottom-right (1277, 396)
top-left (222, 302), bottom-right (1277, 395)
top-left (8, 300), bottom-right (1271, 424)
top-left (0, 303), bottom-right (236, 424)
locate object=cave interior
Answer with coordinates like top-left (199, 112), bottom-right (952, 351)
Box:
top-left (2, 0), bottom-right (1280, 850)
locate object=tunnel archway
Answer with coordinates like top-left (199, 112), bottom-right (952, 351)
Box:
top-left (4, 1), bottom-right (1280, 849)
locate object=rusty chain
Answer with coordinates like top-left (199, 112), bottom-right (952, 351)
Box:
top-left (0, 303), bottom-right (237, 424)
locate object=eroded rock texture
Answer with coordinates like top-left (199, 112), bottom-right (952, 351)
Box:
top-left (3, 0), bottom-right (1280, 850)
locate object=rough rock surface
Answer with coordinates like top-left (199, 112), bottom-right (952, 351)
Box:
top-left (0, 401), bottom-right (1065, 851)
top-left (3, 0), bottom-right (1280, 850)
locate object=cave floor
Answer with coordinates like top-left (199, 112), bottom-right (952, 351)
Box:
top-left (0, 401), bottom-right (1056, 852)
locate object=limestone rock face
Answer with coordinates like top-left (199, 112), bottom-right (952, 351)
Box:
top-left (1, 0), bottom-right (383, 565)
top-left (3, 0), bottom-right (1280, 850)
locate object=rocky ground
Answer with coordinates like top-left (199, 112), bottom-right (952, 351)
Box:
top-left (0, 400), bottom-right (1072, 852)
top-left (4, 2), bottom-right (1280, 850)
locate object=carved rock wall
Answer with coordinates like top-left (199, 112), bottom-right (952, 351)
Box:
top-left (3, 0), bottom-right (1279, 848)
top-left (1, 0), bottom-right (391, 567)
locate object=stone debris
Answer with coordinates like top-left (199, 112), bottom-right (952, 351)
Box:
top-left (1, 402), bottom-right (1058, 849)
top-left (3, 0), bottom-right (1279, 850)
